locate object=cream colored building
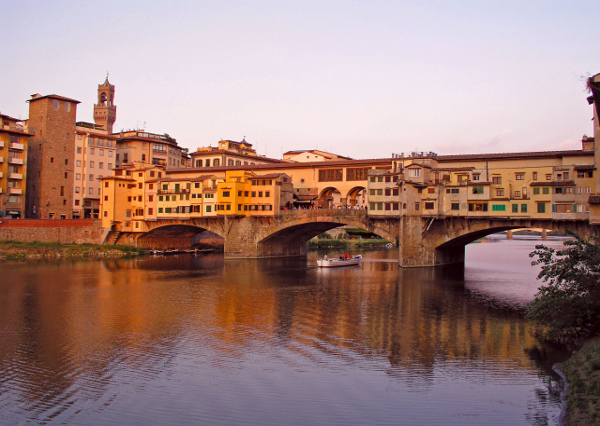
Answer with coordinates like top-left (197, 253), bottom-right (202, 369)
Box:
top-left (283, 149), bottom-right (353, 163)
top-left (73, 123), bottom-right (118, 218)
top-left (191, 139), bottom-right (283, 168)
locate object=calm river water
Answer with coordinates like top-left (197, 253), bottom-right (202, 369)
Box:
top-left (0, 236), bottom-right (570, 425)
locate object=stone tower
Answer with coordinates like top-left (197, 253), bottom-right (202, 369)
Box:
top-left (93, 76), bottom-right (116, 134)
top-left (26, 94), bottom-right (80, 219)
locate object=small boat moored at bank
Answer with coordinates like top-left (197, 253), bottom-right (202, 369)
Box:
top-left (317, 254), bottom-right (362, 268)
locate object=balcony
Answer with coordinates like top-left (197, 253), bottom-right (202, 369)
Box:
top-left (553, 193), bottom-right (575, 203)
top-left (8, 173), bottom-right (23, 180)
top-left (9, 142), bottom-right (24, 151)
top-left (8, 188), bottom-right (22, 195)
top-left (9, 157), bottom-right (23, 165)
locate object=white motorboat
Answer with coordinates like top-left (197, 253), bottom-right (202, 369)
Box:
top-left (317, 255), bottom-right (362, 268)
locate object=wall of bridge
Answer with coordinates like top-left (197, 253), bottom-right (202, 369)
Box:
top-left (104, 212), bottom-right (600, 267)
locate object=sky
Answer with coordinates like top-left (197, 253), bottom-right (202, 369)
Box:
top-left (2, 0), bottom-right (599, 160)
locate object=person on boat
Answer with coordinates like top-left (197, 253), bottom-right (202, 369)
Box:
top-left (324, 254), bottom-right (328, 260)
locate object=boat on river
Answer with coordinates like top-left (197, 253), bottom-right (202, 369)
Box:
top-left (317, 255), bottom-right (362, 268)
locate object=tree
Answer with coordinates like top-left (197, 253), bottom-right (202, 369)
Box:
top-left (528, 233), bottom-right (600, 343)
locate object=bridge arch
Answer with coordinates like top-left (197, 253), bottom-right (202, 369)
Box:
top-left (395, 216), bottom-right (600, 267)
top-left (252, 211), bottom-right (397, 257)
top-left (346, 186), bottom-right (367, 207)
top-left (133, 220), bottom-right (227, 250)
top-left (317, 187), bottom-right (342, 208)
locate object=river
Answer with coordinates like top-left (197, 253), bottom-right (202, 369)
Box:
top-left (0, 236), bottom-right (569, 425)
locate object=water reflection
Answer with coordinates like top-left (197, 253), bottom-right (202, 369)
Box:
top-left (0, 239), bottom-right (566, 425)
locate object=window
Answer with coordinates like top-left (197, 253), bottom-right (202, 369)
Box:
top-left (516, 173), bottom-right (525, 180)
top-left (108, 151), bottom-right (113, 157)
top-left (537, 203), bottom-right (546, 214)
top-left (77, 147), bottom-right (82, 154)
top-left (265, 191), bottom-right (270, 197)
top-left (99, 162), bottom-right (103, 169)
top-left (89, 187), bottom-right (93, 194)
top-left (446, 188), bottom-right (460, 194)
top-left (532, 172), bottom-right (538, 180)
top-left (407, 168), bottom-right (421, 178)
top-left (158, 208), bottom-right (163, 213)
top-left (346, 168), bottom-right (369, 181)
top-left (206, 205), bottom-right (212, 213)
top-left (496, 189), bottom-right (504, 197)
top-left (53, 99), bottom-right (58, 109)
top-left (546, 174), bottom-right (552, 180)
top-left (60, 186), bottom-right (65, 196)
top-left (89, 174), bottom-right (94, 181)
top-left (427, 187), bottom-right (435, 194)
top-left (424, 202), bottom-right (434, 210)
top-left (472, 174), bottom-right (480, 181)
top-left (75, 186), bottom-right (80, 193)
top-left (385, 189), bottom-right (391, 196)
top-left (542, 187), bottom-right (550, 195)
top-left (472, 186), bottom-right (484, 194)
top-left (414, 202), bottom-right (420, 210)
top-left (99, 149), bottom-right (104, 156)
top-left (90, 161), bottom-right (94, 168)
top-left (76, 173), bottom-right (81, 180)
top-left (451, 203), bottom-right (460, 211)
top-left (514, 191), bottom-right (521, 197)
top-left (318, 169), bottom-right (343, 182)
top-left (468, 203), bottom-right (488, 212)
top-left (521, 204), bottom-right (528, 213)
top-left (76, 160), bottom-right (81, 167)
top-left (65, 101), bottom-right (70, 111)
top-left (90, 148), bottom-right (95, 155)
top-left (223, 191), bottom-right (230, 197)
top-left (492, 176), bottom-right (502, 185)
top-left (533, 188), bottom-right (540, 195)
top-left (492, 204), bottom-right (506, 211)
top-left (512, 204), bottom-right (519, 213)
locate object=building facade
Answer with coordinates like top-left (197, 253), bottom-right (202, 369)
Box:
top-left (0, 114), bottom-right (31, 218)
top-left (25, 94), bottom-right (80, 219)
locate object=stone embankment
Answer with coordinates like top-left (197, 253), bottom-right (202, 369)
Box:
top-left (0, 219), bottom-right (104, 244)
top-left (0, 219), bottom-right (147, 260)
top-left (560, 337), bottom-right (600, 425)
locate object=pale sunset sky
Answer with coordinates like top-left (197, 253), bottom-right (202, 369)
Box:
top-left (2, 0), bottom-right (599, 160)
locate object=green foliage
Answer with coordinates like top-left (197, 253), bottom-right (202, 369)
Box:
top-left (317, 233), bottom-right (333, 240)
top-left (528, 233), bottom-right (600, 343)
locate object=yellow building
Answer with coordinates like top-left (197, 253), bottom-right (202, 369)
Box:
top-left (0, 114), bottom-right (30, 219)
top-left (216, 170), bottom-right (254, 215)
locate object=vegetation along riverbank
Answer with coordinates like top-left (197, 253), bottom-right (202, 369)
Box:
top-left (528, 233), bottom-right (600, 425)
top-left (0, 240), bottom-right (146, 261)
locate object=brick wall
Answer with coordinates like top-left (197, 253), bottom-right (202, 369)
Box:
top-left (0, 219), bottom-right (103, 244)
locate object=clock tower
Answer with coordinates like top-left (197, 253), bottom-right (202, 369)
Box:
top-left (93, 76), bottom-right (116, 133)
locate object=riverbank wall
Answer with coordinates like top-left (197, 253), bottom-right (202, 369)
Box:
top-left (0, 219), bottom-right (103, 244)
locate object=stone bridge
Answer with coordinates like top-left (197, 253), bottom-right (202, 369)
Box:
top-left (118, 210), bottom-right (600, 267)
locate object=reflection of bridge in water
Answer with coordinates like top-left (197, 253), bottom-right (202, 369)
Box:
top-left (122, 209), bottom-right (599, 267)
